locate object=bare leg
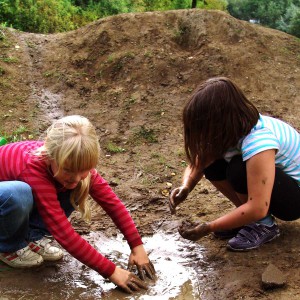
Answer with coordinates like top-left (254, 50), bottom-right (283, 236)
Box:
top-left (210, 180), bottom-right (247, 207)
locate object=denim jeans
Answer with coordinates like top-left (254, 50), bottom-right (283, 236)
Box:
top-left (0, 181), bottom-right (74, 252)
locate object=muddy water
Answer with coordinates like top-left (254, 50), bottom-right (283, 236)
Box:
top-left (0, 223), bottom-right (209, 300)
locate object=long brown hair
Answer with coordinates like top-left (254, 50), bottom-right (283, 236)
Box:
top-left (183, 77), bottom-right (259, 168)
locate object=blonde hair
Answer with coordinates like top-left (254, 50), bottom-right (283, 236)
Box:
top-left (39, 115), bottom-right (100, 221)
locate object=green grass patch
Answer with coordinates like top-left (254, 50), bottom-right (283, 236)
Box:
top-left (134, 126), bottom-right (158, 143)
top-left (0, 125), bottom-right (33, 143)
top-left (105, 142), bottom-right (126, 153)
top-left (0, 56), bottom-right (18, 63)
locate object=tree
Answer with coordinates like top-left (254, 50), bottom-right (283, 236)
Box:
top-left (192, 0), bottom-right (197, 8)
top-left (227, 0), bottom-right (300, 37)
top-left (290, 11), bottom-right (300, 35)
top-left (0, 0), bottom-right (96, 33)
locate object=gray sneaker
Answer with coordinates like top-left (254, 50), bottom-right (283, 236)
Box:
top-left (227, 222), bottom-right (280, 251)
top-left (0, 246), bottom-right (43, 268)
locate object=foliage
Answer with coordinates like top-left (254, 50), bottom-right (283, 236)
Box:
top-left (227, 0), bottom-right (300, 37)
top-left (0, 0), bottom-right (97, 33)
top-left (197, 0), bottom-right (228, 10)
top-left (0, 0), bottom-right (298, 38)
top-left (85, 0), bottom-right (136, 18)
top-left (0, 0), bottom-right (228, 33)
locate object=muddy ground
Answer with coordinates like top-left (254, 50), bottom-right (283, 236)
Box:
top-left (0, 9), bottom-right (300, 300)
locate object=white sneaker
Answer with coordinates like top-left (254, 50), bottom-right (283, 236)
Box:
top-left (0, 246), bottom-right (43, 268)
top-left (29, 237), bottom-right (64, 261)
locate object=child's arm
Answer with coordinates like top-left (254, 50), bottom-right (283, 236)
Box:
top-left (210, 149), bottom-right (276, 231)
top-left (89, 171), bottom-right (143, 248)
top-left (90, 171), bottom-right (155, 280)
top-left (179, 150), bottom-right (276, 240)
top-left (169, 164), bottom-right (204, 214)
top-left (182, 164), bottom-right (204, 191)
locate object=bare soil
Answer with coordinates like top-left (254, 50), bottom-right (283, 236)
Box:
top-left (0, 9), bottom-right (300, 299)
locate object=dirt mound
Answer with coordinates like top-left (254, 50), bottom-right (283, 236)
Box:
top-left (0, 8), bottom-right (300, 299)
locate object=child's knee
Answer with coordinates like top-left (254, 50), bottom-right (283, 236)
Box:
top-left (0, 181), bottom-right (33, 215)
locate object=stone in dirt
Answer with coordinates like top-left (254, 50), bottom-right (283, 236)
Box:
top-left (261, 263), bottom-right (286, 290)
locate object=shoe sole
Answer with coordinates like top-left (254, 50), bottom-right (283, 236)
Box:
top-left (0, 255), bottom-right (44, 268)
top-left (42, 253), bottom-right (64, 261)
top-left (226, 232), bottom-right (280, 252)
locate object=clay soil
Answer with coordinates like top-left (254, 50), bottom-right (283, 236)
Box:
top-left (0, 8), bottom-right (300, 300)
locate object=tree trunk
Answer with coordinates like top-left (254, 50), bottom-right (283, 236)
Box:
top-left (191, 0), bottom-right (197, 8)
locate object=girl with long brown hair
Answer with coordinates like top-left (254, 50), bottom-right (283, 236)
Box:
top-left (169, 77), bottom-right (300, 251)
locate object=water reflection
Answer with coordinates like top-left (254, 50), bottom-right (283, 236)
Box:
top-left (82, 229), bottom-right (204, 299)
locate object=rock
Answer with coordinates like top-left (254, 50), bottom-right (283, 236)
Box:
top-left (261, 263), bottom-right (286, 290)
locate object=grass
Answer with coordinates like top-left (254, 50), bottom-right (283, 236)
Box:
top-left (0, 56), bottom-right (19, 63)
top-left (0, 78), bottom-right (11, 88)
top-left (0, 125), bottom-right (33, 143)
top-left (0, 28), bottom-right (5, 41)
top-left (43, 70), bottom-right (65, 81)
top-left (107, 55), bottom-right (115, 63)
top-left (133, 126), bottom-right (158, 144)
top-left (0, 27), bottom-right (12, 48)
top-left (105, 142), bottom-right (126, 153)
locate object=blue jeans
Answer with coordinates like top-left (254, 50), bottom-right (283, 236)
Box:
top-left (0, 181), bottom-right (74, 252)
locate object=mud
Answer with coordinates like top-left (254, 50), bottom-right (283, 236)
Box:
top-left (0, 222), bottom-right (206, 300)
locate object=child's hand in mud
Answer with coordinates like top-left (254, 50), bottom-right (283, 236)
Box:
top-left (178, 220), bottom-right (211, 241)
top-left (109, 267), bottom-right (148, 294)
top-left (128, 260), bottom-right (156, 281)
top-left (169, 186), bottom-right (189, 214)
top-left (128, 244), bottom-right (156, 280)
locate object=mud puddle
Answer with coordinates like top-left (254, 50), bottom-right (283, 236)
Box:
top-left (0, 223), bottom-right (210, 300)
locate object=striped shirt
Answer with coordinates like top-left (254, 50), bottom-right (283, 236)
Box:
top-left (224, 114), bottom-right (300, 186)
top-left (0, 141), bottom-right (143, 278)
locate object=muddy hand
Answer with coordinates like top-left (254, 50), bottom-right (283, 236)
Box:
top-left (123, 273), bottom-right (148, 294)
top-left (129, 261), bottom-right (156, 281)
top-left (169, 186), bottom-right (189, 214)
top-left (178, 221), bottom-right (211, 241)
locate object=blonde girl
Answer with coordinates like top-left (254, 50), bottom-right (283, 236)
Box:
top-left (0, 115), bottom-right (155, 293)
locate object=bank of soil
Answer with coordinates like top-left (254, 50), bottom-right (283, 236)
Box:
top-left (0, 9), bottom-right (300, 299)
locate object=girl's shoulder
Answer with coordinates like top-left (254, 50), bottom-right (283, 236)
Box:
top-left (2, 140), bottom-right (44, 149)
top-left (0, 140), bottom-right (44, 157)
top-left (257, 114), bottom-right (299, 134)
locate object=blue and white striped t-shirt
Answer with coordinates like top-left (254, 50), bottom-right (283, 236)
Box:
top-left (224, 114), bottom-right (300, 186)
